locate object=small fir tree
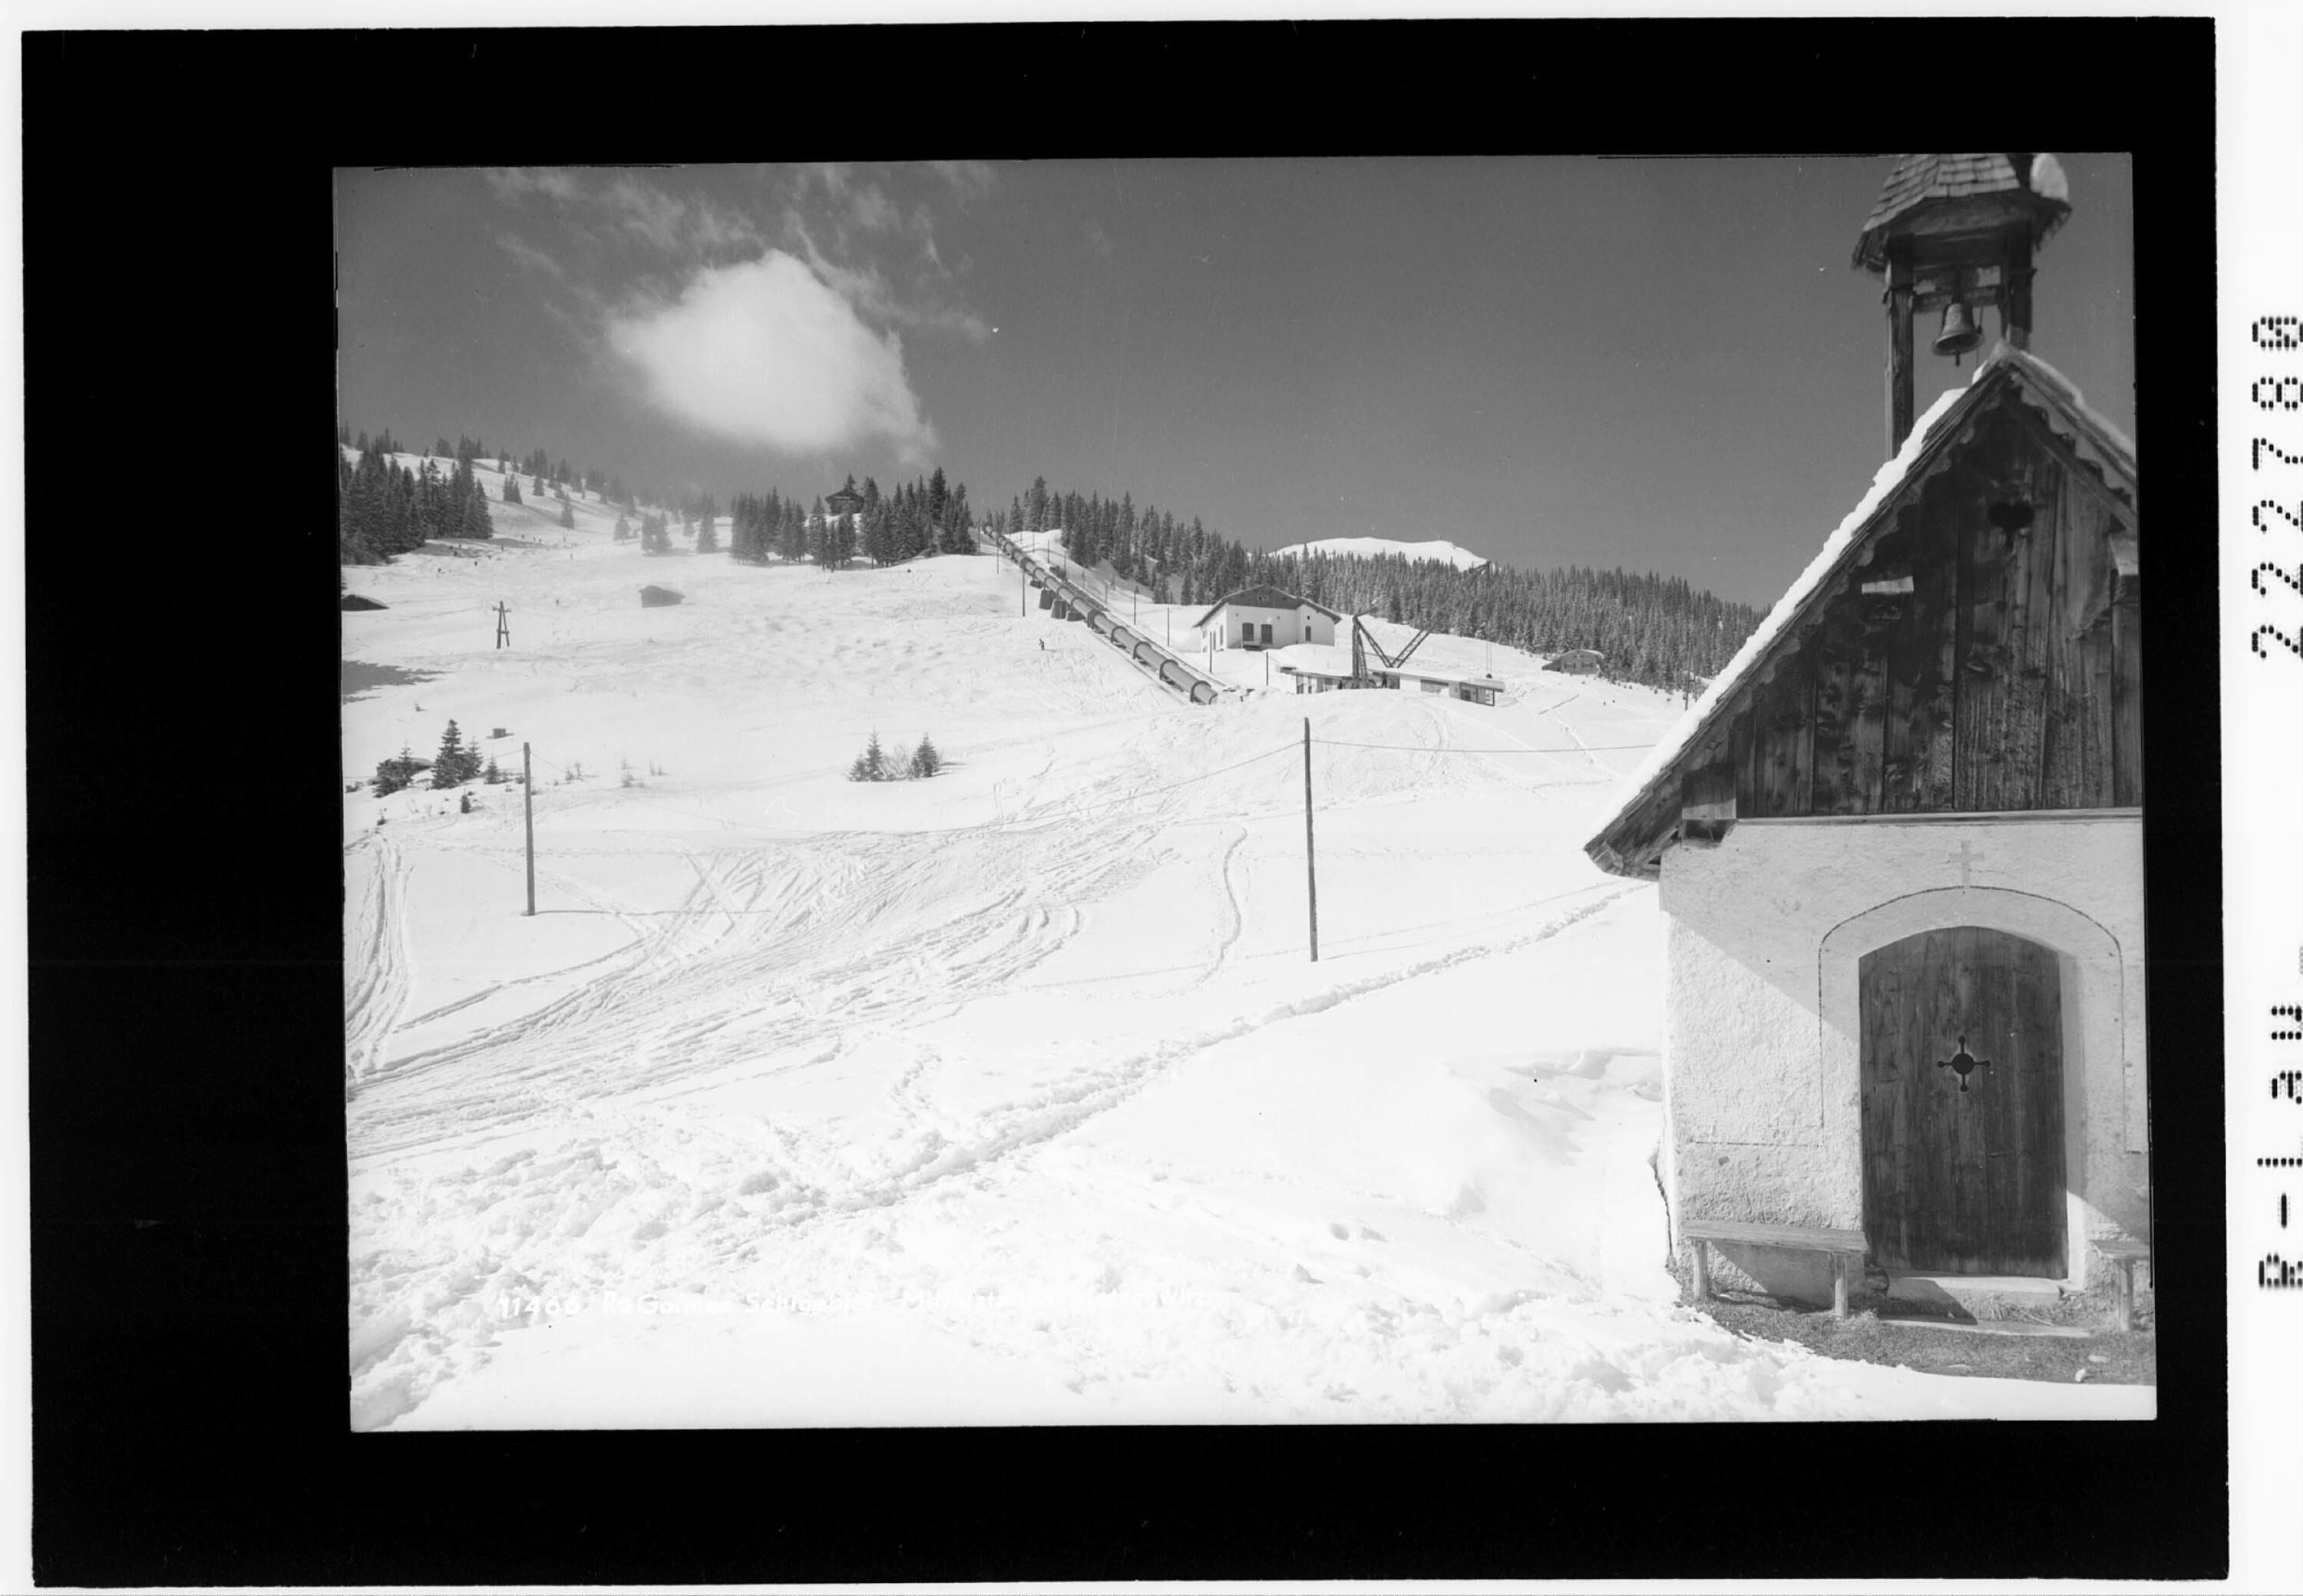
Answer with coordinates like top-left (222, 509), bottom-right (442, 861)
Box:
top-left (560, 497), bottom-right (575, 530)
top-left (372, 745), bottom-right (423, 797)
top-left (847, 731), bottom-right (890, 782)
top-left (431, 721), bottom-right (477, 788)
top-left (908, 735), bottom-right (942, 780)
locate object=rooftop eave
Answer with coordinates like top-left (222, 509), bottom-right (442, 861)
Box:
top-left (1583, 351), bottom-right (2135, 880)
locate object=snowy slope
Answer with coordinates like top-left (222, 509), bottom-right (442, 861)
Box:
top-left (1274, 536), bottom-right (1489, 571)
top-left (344, 473), bottom-right (2149, 1429)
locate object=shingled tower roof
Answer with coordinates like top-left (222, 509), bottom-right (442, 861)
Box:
top-left (1852, 154), bottom-right (2073, 273)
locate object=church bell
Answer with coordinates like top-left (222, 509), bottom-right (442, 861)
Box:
top-left (1931, 298), bottom-right (1982, 360)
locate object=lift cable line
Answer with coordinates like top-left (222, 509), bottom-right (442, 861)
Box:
top-left (1314, 738), bottom-right (1661, 754)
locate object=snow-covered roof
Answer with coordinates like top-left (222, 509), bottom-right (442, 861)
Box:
top-left (1584, 344), bottom-right (2136, 880)
top-left (1383, 665), bottom-right (1506, 689)
top-left (1191, 587), bottom-right (1344, 629)
top-left (1852, 154), bottom-right (2072, 272)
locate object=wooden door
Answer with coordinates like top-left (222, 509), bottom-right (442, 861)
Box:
top-left (1859, 926), bottom-right (2066, 1275)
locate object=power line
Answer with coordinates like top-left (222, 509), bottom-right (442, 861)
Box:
top-left (1314, 738), bottom-right (1659, 754)
top-left (992, 742), bottom-right (1299, 830)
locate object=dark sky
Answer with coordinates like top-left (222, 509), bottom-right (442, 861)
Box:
top-left (336, 155), bottom-right (2133, 608)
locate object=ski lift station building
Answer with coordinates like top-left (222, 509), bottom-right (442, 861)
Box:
top-left (1584, 154), bottom-right (2146, 1313)
top-left (1192, 587), bottom-right (1341, 650)
top-left (1279, 659), bottom-right (1506, 705)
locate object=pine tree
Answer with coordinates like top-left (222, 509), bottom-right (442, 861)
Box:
top-left (847, 731), bottom-right (890, 782)
top-left (462, 478), bottom-right (494, 540)
top-left (431, 721), bottom-right (480, 788)
top-left (372, 744), bottom-right (424, 796)
top-left (908, 734), bottom-right (942, 779)
top-left (560, 497), bottom-right (575, 530)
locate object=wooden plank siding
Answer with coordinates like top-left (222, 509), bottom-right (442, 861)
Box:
top-left (1730, 391), bottom-right (2137, 823)
top-left (1896, 497), bottom-right (1961, 811)
top-left (1587, 361), bottom-right (2139, 877)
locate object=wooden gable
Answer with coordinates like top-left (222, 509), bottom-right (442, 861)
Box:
top-left (1590, 353), bottom-right (2139, 879)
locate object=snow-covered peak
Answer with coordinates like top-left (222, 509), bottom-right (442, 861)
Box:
top-left (1274, 537), bottom-right (1490, 571)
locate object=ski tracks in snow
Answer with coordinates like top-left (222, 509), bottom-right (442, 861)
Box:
top-left (344, 831), bottom-right (412, 1089)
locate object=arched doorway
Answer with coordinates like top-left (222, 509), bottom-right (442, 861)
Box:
top-left (1859, 925), bottom-right (2067, 1277)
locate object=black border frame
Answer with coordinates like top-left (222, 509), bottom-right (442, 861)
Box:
top-left (23, 18), bottom-right (2224, 1584)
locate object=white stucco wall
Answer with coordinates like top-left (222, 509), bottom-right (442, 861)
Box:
top-left (1656, 811), bottom-right (2147, 1295)
top-left (1204, 603), bottom-right (1336, 648)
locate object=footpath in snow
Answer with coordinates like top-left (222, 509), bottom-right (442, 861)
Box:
top-left (343, 468), bottom-right (2152, 1429)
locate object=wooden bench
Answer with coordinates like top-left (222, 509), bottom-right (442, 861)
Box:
top-left (2094, 1236), bottom-right (2151, 1332)
top-left (1682, 1218), bottom-right (1870, 1319)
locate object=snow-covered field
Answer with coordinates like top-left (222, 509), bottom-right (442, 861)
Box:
top-left (344, 463), bottom-right (2150, 1429)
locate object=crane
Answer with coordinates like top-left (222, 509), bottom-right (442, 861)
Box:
top-left (1348, 614), bottom-right (1432, 688)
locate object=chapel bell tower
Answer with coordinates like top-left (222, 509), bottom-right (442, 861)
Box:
top-left (1853, 153), bottom-right (2073, 457)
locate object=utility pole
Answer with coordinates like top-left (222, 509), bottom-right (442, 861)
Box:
top-left (1303, 718), bottom-right (1319, 962)
top-left (495, 600), bottom-right (511, 649)
top-left (523, 742), bottom-right (536, 916)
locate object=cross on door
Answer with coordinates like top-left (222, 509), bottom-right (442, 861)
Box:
top-left (1944, 841), bottom-right (1978, 887)
top-left (1935, 1032), bottom-right (1994, 1094)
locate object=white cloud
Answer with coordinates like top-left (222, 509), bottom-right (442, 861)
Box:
top-left (484, 167), bottom-right (584, 203)
top-left (603, 176), bottom-right (689, 251)
top-left (596, 177), bottom-right (762, 257)
top-left (927, 160), bottom-right (996, 206)
top-left (494, 231), bottom-right (565, 279)
top-left (783, 213), bottom-right (991, 343)
top-left (605, 252), bottom-right (939, 464)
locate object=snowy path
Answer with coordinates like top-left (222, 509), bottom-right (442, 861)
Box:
top-left (343, 476), bottom-right (2150, 1429)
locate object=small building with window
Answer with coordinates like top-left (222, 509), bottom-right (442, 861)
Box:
top-left (1192, 587), bottom-right (1341, 651)
top-left (1377, 665), bottom-right (1507, 705)
top-left (1274, 659), bottom-right (1505, 704)
top-left (1547, 648), bottom-right (1606, 675)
